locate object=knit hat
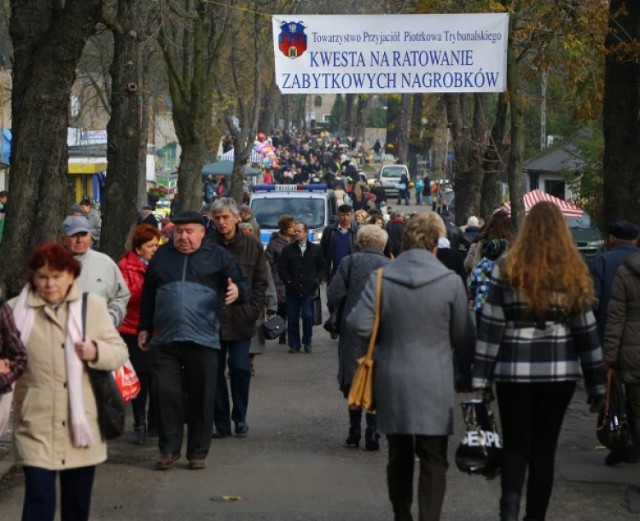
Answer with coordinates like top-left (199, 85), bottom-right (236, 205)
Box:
top-left (240, 204), bottom-right (252, 214)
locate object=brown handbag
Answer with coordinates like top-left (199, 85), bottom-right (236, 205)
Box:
top-left (347, 268), bottom-right (384, 412)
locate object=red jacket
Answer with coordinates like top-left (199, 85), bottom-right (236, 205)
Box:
top-left (117, 251), bottom-right (147, 335)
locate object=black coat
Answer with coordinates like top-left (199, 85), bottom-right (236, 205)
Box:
top-left (278, 240), bottom-right (326, 298)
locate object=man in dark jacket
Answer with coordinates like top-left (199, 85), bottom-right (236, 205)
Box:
top-left (319, 204), bottom-right (357, 283)
top-left (138, 210), bottom-right (250, 470)
top-left (209, 198), bottom-right (268, 439)
top-left (278, 222), bottom-right (326, 353)
top-left (590, 220), bottom-right (640, 344)
top-left (441, 210), bottom-right (462, 253)
top-left (385, 211), bottom-right (406, 258)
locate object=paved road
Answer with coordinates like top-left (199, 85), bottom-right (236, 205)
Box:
top-left (0, 296), bottom-right (639, 520)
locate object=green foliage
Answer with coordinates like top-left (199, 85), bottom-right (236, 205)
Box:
top-left (367, 105), bottom-right (387, 128)
top-left (565, 123), bottom-right (603, 217)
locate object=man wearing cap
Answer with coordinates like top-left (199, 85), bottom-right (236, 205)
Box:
top-left (239, 204), bottom-right (261, 240)
top-left (320, 204), bottom-right (357, 283)
top-left (207, 198), bottom-right (268, 439)
top-left (138, 209), bottom-right (250, 470)
top-left (590, 220), bottom-right (640, 343)
top-left (61, 215), bottom-right (130, 326)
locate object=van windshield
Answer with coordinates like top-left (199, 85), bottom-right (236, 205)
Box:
top-left (566, 213), bottom-right (594, 229)
top-left (252, 198), bottom-right (325, 229)
top-left (381, 166), bottom-right (406, 178)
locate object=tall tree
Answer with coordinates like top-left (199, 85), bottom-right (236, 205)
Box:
top-left (100, 0), bottom-right (155, 261)
top-left (215, 5), bottom-right (264, 205)
top-left (158, 0), bottom-right (231, 212)
top-left (602, 0), bottom-right (640, 223)
top-left (0, 0), bottom-right (101, 296)
top-left (445, 93), bottom-right (490, 223)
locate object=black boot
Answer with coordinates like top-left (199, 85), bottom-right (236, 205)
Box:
top-left (499, 492), bottom-right (520, 521)
top-left (364, 412), bottom-right (380, 451)
top-left (345, 408), bottom-right (362, 448)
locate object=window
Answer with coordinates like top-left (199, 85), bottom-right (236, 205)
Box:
top-left (314, 96), bottom-right (322, 107)
top-left (544, 180), bottom-right (565, 200)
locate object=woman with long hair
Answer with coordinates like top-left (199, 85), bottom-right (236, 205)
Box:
top-left (473, 202), bottom-right (605, 521)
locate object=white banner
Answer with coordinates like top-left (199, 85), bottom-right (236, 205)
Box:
top-left (273, 14), bottom-right (509, 94)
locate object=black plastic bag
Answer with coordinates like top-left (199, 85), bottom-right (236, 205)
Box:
top-left (596, 370), bottom-right (630, 450)
top-left (455, 399), bottom-right (502, 478)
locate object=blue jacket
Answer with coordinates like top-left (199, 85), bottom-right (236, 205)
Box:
top-left (590, 243), bottom-right (640, 342)
top-left (139, 238), bottom-right (250, 349)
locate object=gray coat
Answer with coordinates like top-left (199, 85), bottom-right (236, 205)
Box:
top-left (348, 249), bottom-right (475, 436)
top-left (326, 248), bottom-right (391, 389)
top-left (604, 252), bottom-right (640, 383)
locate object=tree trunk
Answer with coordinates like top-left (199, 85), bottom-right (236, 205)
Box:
top-left (138, 88), bottom-right (152, 208)
top-left (602, 0), bottom-right (640, 224)
top-left (396, 93), bottom-right (411, 164)
top-left (177, 138), bottom-right (207, 212)
top-left (355, 94), bottom-right (369, 146)
top-left (446, 94), bottom-right (486, 225)
top-left (345, 93), bottom-right (355, 137)
top-left (259, 83), bottom-right (279, 133)
top-left (506, 33), bottom-right (526, 232)
top-left (101, 0), bottom-right (144, 261)
top-left (0, 0), bottom-right (101, 296)
top-left (481, 92), bottom-right (508, 219)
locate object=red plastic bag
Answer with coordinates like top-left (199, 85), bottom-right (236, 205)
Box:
top-left (113, 361), bottom-right (141, 402)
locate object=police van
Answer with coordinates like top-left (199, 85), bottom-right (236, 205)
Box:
top-left (249, 184), bottom-right (338, 247)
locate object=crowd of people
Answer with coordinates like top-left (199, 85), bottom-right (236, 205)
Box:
top-left (1, 167), bottom-right (640, 521)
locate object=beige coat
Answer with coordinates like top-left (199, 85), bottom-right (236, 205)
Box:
top-left (9, 282), bottom-right (128, 470)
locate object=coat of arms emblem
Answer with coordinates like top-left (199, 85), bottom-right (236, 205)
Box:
top-left (278, 21), bottom-right (307, 59)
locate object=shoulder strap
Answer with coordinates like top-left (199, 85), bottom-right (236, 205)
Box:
top-left (364, 268), bottom-right (384, 360)
top-left (81, 292), bottom-right (88, 342)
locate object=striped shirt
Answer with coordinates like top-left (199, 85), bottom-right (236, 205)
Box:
top-left (472, 262), bottom-right (606, 398)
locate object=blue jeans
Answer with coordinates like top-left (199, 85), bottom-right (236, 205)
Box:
top-left (22, 465), bottom-right (96, 521)
top-left (397, 189), bottom-right (410, 205)
top-left (286, 295), bottom-right (314, 349)
top-left (215, 339), bottom-right (252, 432)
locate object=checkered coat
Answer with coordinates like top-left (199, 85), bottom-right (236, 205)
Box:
top-left (472, 259), bottom-right (606, 399)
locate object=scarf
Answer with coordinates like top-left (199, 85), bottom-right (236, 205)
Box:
top-left (12, 285), bottom-right (94, 447)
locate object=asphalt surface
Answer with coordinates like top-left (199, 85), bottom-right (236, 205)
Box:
top-left (1, 269), bottom-right (639, 520)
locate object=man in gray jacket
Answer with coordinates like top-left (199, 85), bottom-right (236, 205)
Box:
top-left (61, 215), bottom-right (130, 327)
